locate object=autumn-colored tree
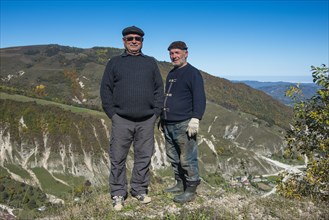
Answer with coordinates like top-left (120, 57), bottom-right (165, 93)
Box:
top-left (63, 69), bottom-right (81, 100)
top-left (277, 64), bottom-right (329, 202)
top-left (34, 84), bottom-right (47, 97)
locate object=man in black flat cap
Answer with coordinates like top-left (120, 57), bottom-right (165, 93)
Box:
top-left (160, 41), bottom-right (206, 204)
top-left (100, 26), bottom-right (164, 211)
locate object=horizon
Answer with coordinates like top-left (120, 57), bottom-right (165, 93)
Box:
top-left (0, 43), bottom-right (317, 83)
top-left (1, 0), bottom-right (328, 83)
top-left (223, 74), bottom-right (315, 83)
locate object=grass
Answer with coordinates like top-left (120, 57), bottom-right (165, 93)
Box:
top-left (52, 173), bottom-right (86, 187)
top-left (31, 167), bottom-right (72, 198)
top-left (2, 172), bottom-right (328, 220)
top-left (5, 164), bottom-right (32, 180)
top-left (0, 92), bottom-right (108, 120)
top-left (266, 175), bottom-right (281, 183)
top-left (271, 154), bottom-right (305, 166)
top-left (53, 181), bottom-right (329, 220)
top-left (152, 167), bottom-right (174, 180)
top-left (0, 166), bottom-right (9, 177)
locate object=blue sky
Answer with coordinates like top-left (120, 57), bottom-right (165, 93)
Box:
top-left (1, 0), bottom-right (328, 82)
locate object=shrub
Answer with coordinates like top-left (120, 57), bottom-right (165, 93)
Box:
top-left (277, 64), bottom-right (329, 202)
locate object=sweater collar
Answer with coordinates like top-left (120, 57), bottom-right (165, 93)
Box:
top-left (121, 50), bottom-right (145, 57)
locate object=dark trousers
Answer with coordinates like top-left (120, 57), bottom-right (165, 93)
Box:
top-left (164, 120), bottom-right (201, 187)
top-left (109, 114), bottom-right (156, 198)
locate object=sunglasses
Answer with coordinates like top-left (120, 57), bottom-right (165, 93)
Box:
top-left (124, 36), bottom-right (143, 42)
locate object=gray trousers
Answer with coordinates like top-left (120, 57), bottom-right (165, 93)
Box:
top-left (109, 114), bottom-right (156, 198)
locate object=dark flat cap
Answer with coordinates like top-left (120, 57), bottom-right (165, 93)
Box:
top-left (168, 41), bottom-right (188, 51)
top-left (122, 26), bottom-right (144, 37)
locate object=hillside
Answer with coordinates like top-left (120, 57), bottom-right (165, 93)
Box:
top-left (0, 44), bottom-right (293, 128)
top-left (233, 80), bottom-right (319, 106)
top-left (0, 93), bottom-right (310, 219)
top-left (0, 93), bottom-right (290, 182)
top-left (0, 44), bottom-right (304, 218)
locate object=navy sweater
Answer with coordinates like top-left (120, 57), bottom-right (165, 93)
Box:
top-left (162, 63), bottom-right (206, 122)
top-left (100, 52), bottom-right (164, 120)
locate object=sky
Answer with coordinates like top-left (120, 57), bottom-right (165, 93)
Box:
top-left (1, 0), bottom-right (328, 83)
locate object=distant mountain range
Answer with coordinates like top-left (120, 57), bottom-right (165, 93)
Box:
top-left (232, 80), bottom-right (319, 106)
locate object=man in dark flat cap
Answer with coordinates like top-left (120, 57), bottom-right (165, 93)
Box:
top-left (100, 26), bottom-right (164, 211)
top-left (160, 41), bottom-right (206, 204)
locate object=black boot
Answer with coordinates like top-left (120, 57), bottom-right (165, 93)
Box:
top-left (164, 180), bottom-right (184, 193)
top-left (173, 185), bottom-right (197, 204)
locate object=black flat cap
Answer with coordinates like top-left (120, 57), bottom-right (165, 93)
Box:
top-left (122, 26), bottom-right (144, 37)
top-left (168, 41), bottom-right (188, 51)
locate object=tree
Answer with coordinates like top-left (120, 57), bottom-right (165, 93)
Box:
top-left (34, 84), bottom-right (47, 97)
top-left (63, 68), bottom-right (82, 101)
top-left (277, 64), bottom-right (329, 202)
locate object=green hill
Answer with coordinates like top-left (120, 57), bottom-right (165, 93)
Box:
top-left (0, 44), bottom-right (292, 128)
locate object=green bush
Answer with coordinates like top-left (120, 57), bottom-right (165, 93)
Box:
top-left (277, 64), bottom-right (329, 202)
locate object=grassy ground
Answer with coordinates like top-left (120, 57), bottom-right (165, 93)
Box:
top-left (31, 167), bottom-right (72, 198)
top-left (5, 164), bottom-right (32, 180)
top-left (39, 179), bottom-right (329, 220)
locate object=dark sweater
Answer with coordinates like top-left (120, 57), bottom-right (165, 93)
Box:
top-left (100, 51), bottom-right (164, 120)
top-left (162, 63), bottom-right (206, 122)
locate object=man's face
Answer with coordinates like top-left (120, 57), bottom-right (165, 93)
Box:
top-left (169, 49), bottom-right (188, 67)
top-left (123, 34), bottom-right (143, 55)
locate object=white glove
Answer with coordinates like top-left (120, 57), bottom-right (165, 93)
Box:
top-left (187, 118), bottom-right (199, 137)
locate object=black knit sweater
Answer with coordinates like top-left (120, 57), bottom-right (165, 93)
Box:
top-left (100, 51), bottom-right (164, 120)
top-left (162, 63), bottom-right (206, 122)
